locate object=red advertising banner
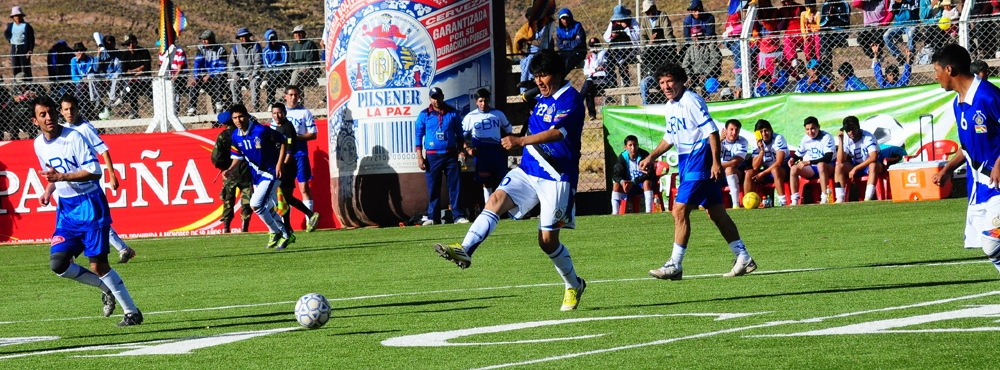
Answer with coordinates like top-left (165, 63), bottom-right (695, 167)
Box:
top-left (0, 120), bottom-right (337, 244)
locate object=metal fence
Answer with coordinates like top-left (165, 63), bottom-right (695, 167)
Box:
top-left (0, 38), bottom-right (326, 140)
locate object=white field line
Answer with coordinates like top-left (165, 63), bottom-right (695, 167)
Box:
top-left (0, 259), bottom-right (989, 326)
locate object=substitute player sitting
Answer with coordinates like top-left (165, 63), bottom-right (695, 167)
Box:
top-left (720, 119), bottom-right (748, 208)
top-left (834, 115), bottom-right (881, 202)
top-left (611, 135), bottom-right (659, 213)
top-left (744, 119), bottom-right (790, 206)
top-left (789, 116), bottom-right (835, 205)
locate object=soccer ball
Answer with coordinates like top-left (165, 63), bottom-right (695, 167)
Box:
top-left (742, 192), bottom-right (761, 209)
top-left (294, 293), bottom-right (331, 329)
top-left (939, 17), bottom-right (951, 31)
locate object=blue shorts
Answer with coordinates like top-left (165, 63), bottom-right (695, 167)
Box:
top-left (295, 154), bottom-right (312, 183)
top-left (675, 180), bottom-right (723, 207)
top-left (474, 147), bottom-right (508, 185)
top-left (851, 163), bottom-right (870, 176)
top-left (50, 225), bottom-right (111, 258)
top-left (803, 165), bottom-right (819, 179)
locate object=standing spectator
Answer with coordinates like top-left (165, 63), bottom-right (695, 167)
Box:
top-left (415, 86), bottom-right (468, 226)
top-left (95, 35), bottom-right (122, 117)
top-left (683, 0), bottom-right (717, 42)
top-left (800, 0), bottom-right (822, 62)
top-left (639, 0), bottom-right (679, 64)
top-left (820, 0), bottom-right (852, 60)
top-left (795, 59), bottom-right (833, 92)
top-left (581, 38), bottom-right (609, 119)
top-left (158, 42), bottom-right (187, 115)
top-left (189, 30), bottom-right (228, 115)
top-left (229, 27), bottom-right (262, 112)
top-left (838, 62), bottom-right (870, 91)
top-left (513, 7), bottom-right (555, 54)
top-left (461, 88), bottom-right (513, 205)
top-left (211, 110), bottom-right (252, 233)
top-left (682, 28), bottom-right (722, 96)
top-left (47, 41), bottom-right (73, 97)
top-left (261, 29), bottom-right (289, 106)
top-left (917, 0), bottom-right (947, 59)
top-left (555, 8), bottom-right (587, 71)
top-left (756, 0), bottom-right (785, 77)
top-left (603, 5), bottom-right (640, 87)
top-left (283, 85), bottom-right (320, 230)
top-left (779, 0), bottom-right (805, 64)
top-left (872, 44), bottom-right (911, 88)
top-left (4, 6), bottom-right (33, 81)
top-left (723, 4), bottom-right (751, 98)
top-left (69, 42), bottom-right (98, 117)
top-left (288, 25), bottom-right (320, 88)
top-left (856, 0), bottom-right (890, 60)
top-left (119, 34), bottom-right (151, 119)
top-left (883, 0), bottom-right (920, 62)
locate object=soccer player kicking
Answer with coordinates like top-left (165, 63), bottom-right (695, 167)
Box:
top-left (930, 44), bottom-right (1000, 267)
top-left (33, 96), bottom-right (143, 326)
top-left (639, 63), bottom-right (758, 280)
top-left (223, 104), bottom-right (294, 249)
top-left (434, 49), bottom-right (588, 311)
top-left (58, 94), bottom-right (137, 263)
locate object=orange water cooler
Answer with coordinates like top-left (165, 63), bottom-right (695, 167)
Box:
top-left (888, 161), bottom-right (953, 202)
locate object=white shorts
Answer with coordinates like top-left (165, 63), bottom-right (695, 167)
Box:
top-left (498, 168), bottom-right (575, 231)
top-left (965, 195), bottom-right (1000, 249)
top-left (250, 178), bottom-right (280, 210)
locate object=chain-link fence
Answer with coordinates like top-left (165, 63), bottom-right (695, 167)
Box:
top-left (0, 37), bottom-right (326, 140)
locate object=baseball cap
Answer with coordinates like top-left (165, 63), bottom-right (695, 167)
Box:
top-left (429, 87), bottom-right (444, 99)
top-left (217, 111), bottom-right (232, 125)
top-left (236, 27), bottom-right (252, 38)
top-left (806, 59), bottom-right (820, 69)
top-left (292, 25), bottom-right (305, 33)
top-left (200, 30), bottom-right (215, 40)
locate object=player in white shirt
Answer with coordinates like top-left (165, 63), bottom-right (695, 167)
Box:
top-left (33, 96), bottom-right (143, 326)
top-left (788, 116), bottom-right (836, 205)
top-left (720, 119), bottom-right (748, 208)
top-left (283, 85), bottom-right (319, 218)
top-left (639, 63), bottom-right (757, 281)
top-left (744, 119), bottom-right (790, 206)
top-left (59, 94), bottom-right (137, 263)
top-left (461, 88), bottom-right (513, 204)
top-left (835, 115), bottom-right (881, 202)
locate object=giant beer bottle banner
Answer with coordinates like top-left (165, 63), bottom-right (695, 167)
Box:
top-left (324, 0), bottom-right (494, 227)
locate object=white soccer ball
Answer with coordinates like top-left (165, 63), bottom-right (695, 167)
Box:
top-left (294, 293), bottom-right (331, 329)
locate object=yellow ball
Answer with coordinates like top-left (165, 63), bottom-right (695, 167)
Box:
top-left (742, 192), bottom-right (761, 209)
top-left (939, 17), bottom-right (952, 31)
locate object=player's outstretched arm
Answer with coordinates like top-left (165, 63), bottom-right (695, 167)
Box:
top-left (641, 139), bottom-right (672, 173)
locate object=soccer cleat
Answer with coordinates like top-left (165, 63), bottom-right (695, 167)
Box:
top-left (421, 219), bottom-right (434, 226)
top-left (275, 235), bottom-right (291, 250)
top-left (102, 291), bottom-right (116, 317)
top-left (266, 232), bottom-right (280, 248)
top-left (723, 258), bottom-right (758, 277)
top-left (288, 233), bottom-right (297, 244)
top-left (560, 278), bottom-right (586, 311)
top-left (454, 217), bottom-right (470, 224)
top-left (434, 243), bottom-right (471, 269)
top-left (117, 311), bottom-right (144, 327)
top-left (307, 212), bottom-right (320, 232)
top-left (649, 264), bottom-right (683, 280)
top-left (118, 247), bottom-right (136, 264)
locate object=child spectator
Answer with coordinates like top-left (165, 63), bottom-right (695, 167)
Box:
top-left (838, 62), bottom-right (870, 91)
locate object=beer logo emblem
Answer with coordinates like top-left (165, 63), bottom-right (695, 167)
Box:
top-left (349, 11), bottom-right (435, 90)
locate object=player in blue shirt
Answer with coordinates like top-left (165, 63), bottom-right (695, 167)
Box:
top-left (639, 62), bottom-right (757, 280)
top-left (32, 96), bottom-right (143, 326)
top-left (434, 49), bottom-right (588, 311)
top-left (930, 44), bottom-right (1000, 269)
top-left (222, 104), bottom-right (293, 250)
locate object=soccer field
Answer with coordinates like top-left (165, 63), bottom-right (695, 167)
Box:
top-left (1, 198), bottom-right (997, 369)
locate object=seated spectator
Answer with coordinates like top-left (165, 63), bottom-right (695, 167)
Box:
top-left (230, 27), bottom-right (263, 112)
top-left (856, 0), bottom-right (890, 60)
top-left (971, 59), bottom-right (990, 80)
top-left (834, 115), bottom-right (881, 202)
top-left (47, 40), bottom-right (73, 97)
top-left (970, 0), bottom-right (996, 61)
top-left (872, 44), bottom-right (911, 88)
top-left (69, 42), bottom-right (99, 118)
top-left (555, 8), bottom-right (587, 71)
top-left (262, 29), bottom-right (289, 106)
top-left (603, 5), bottom-right (640, 87)
top-left (838, 62), bottom-right (870, 91)
top-left (514, 6), bottom-right (554, 54)
top-left (612, 135), bottom-right (659, 214)
top-left (754, 69), bottom-right (773, 97)
top-left (119, 33), bottom-right (151, 119)
top-left (878, 143), bottom-right (907, 167)
top-left (883, 0), bottom-right (920, 61)
top-left (744, 119), bottom-right (790, 206)
top-left (771, 61), bottom-right (794, 93)
top-left (682, 28), bottom-right (722, 96)
top-left (517, 40), bottom-right (541, 104)
top-left (800, 0), bottom-right (822, 62)
top-left (188, 30), bottom-right (228, 115)
top-left (795, 59), bottom-right (833, 93)
top-left (288, 25), bottom-right (321, 88)
top-left (788, 116), bottom-right (835, 205)
top-left (820, 0), bottom-right (852, 59)
top-left (721, 119), bottom-right (749, 208)
top-left (95, 34), bottom-right (123, 117)
top-left (683, 0), bottom-right (716, 42)
top-left (581, 38), bottom-right (609, 119)
top-left (461, 88), bottom-right (512, 205)
top-left (639, 0), bottom-right (679, 63)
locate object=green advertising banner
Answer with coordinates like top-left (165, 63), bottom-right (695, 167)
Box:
top-left (602, 82), bottom-right (966, 172)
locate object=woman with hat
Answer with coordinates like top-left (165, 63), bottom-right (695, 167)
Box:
top-left (4, 6), bottom-right (34, 81)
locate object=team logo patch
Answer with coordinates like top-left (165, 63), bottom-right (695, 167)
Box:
top-left (254, 137), bottom-right (261, 149)
top-left (975, 125), bottom-right (988, 134)
top-left (50, 236), bottom-right (65, 246)
top-left (554, 208), bottom-right (564, 220)
top-left (992, 216), bottom-right (1000, 228)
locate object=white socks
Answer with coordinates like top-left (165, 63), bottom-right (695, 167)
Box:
top-left (304, 200), bottom-right (314, 212)
top-left (790, 192), bottom-right (800, 206)
top-left (835, 187), bottom-right (846, 203)
top-left (644, 190), bottom-right (654, 213)
top-left (865, 184), bottom-right (876, 201)
top-left (726, 174), bottom-right (740, 206)
top-left (548, 244), bottom-right (581, 289)
top-left (109, 228), bottom-right (128, 252)
top-left (611, 192), bottom-right (623, 215)
top-left (729, 240), bottom-right (751, 262)
top-left (99, 269), bottom-right (138, 314)
top-left (462, 210), bottom-right (499, 257)
top-left (58, 263), bottom-right (107, 292)
top-left (669, 243), bottom-right (687, 270)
